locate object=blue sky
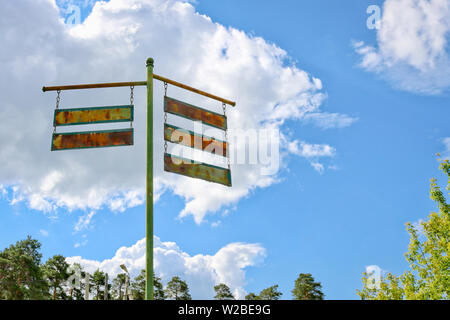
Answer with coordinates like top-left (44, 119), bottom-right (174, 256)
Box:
top-left (0, 0), bottom-right (449, 299)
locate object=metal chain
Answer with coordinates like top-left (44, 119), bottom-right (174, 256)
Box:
top-left (130, 86), bottom-right (134, 128)
top-left (56, 90), bottom-right (61, 109)
top-left (222, 103), bottom-right (230, 168)
top-left (164, 82), bottom-right (168, 153)
top-left (53, 90), bottom-right (61, 133)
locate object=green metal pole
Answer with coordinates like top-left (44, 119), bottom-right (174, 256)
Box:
top-left (145, 57), bottom-right (154, 300)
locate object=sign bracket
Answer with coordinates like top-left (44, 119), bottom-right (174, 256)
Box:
top-left (42, 58), bottom-right (236, 301)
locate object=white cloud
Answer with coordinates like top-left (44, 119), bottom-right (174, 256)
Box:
top-left (287, 140), bottom-right (336, 158)
top-left (74, 239), bottom-right (88, 248)
top-left (301, 112), bottom-right (358, 129)
top-left (66, 236), bottom-right (266, 299)
top-left (74, 211), bottom-right (97, 232)
top-left (211, 220), bottom-right (221, 228)
top-left (310, 162), bottom-right (325, 174)
top-left (40, 229), bottom-right (49, 237)
top-left (355, 0), bottom-right (450, 94)
top-left (0, 0), bottom-right (353, 223)
top-left (287, 140), bottom-right (335, 174)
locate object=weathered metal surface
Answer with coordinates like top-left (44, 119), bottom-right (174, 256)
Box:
top-left (43, 76), bottom-right (236, 107)
top-left (164, 123), bottom-right (228, 157)
top-left (154, 75), bottom-right (236, 106)
top-left (54, 105), bottom-right (133, 126)
top-left (51, 128), bottom-right (133, 151)
top-left (164, 153), bottom-right (232, 187)
top-left (42, 81), bottom-right (147, 92)
top-left (164, 96), bottom-right (227, 130)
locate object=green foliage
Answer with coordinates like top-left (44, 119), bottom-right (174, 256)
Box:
top-left (214, 283), bottom-right (234, 300)
top-left (112, 273), bottom-right (127, 300)
top-left (130, 269), bottom-right (165, 300)
top-left (292, 273), bottom-right (324, 300)
top-left (66, 263), bottom-right (86, 300)
top-left (245, 292), bottom-right (259, 300)
top-left (258, 285), bottom-right (282, 300)
top-left (165, 276), bottom-right (191, 300)
top-left (0, 236), bottom-right (49, 300)
top-left (43, 255), bottom-right (70, 300)
top-left (90, 269), bottom-right (108, 300)
top-left (244, 285), bottom-right (282, 300)
top-left (357, 158), bottom-right (450, 300)
top-left (153, 276), bottom-right (165, 300)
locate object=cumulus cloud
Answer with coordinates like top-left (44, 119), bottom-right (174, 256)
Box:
top-left (74, 210), bottom-right (97, 232)
top-left (66, 236), bottom-right (266, 299)
top-left (355, 0), bottom-right (450, 94)
top-left (301, 112), bottom-right (358, 129)
top-left (287, 141), bottom-right (336, 158)
top-left (286, 140), bottom-right (335, 173)
top-left (0, 0), bottom-right (353, 223)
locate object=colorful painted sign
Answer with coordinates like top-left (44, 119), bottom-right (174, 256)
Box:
top-left (164, 153), bottom-right (231, 187)
top-left (51, 128), bottom-right (133, 151)
top-left (54, 105), bottom-right (133, 126)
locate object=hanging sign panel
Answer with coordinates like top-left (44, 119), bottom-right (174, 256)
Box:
top-left (54, 105), bottom-right (134, 126)
top-left (164, 153), bottom-right (232, 187)
top-left (51, 128), bottom-right (133, 151)
top-left (164, 96), bottom-right (227, 130)
top-left (164, 123), bottom-right (228, 157)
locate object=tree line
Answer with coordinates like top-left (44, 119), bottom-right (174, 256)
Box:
top-left (1, 159), bottom-right (447, 300)
top-left (0, 236), bottom-right (324, 300)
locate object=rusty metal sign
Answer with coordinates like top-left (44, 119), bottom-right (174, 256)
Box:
top-left (164, 96), bottom-right (227, 130)
top-left (51, 128), bottom-right (133, 151)
top-left (164, 123), bottom-right (228, 157)
top-left (54, 105), bottom-right (133, 126)
top-left (164, 153), bottom-right (232, 187)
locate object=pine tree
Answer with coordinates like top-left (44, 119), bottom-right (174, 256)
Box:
top-left (245, 292), bottom-right (259, 300)
top-left (43, 255), bottom-right (70, 300)
top-left (292, 273), bottom-right (324, 300)
top-left (112, 273), bottom-right (127, 300)
top-left (90, 269), bottom-right (106, 300)
top-left (259, 285), bottom-right (282, 300)
top-left (0, 236), bottom-right (49, 299)
top-left (214, 283), bottom-right (234, 300)
top-left (130, 269), bottom-right (165, 300)
top-left (66, 263), bottom-right (86, 300)
top-left (165, 276), bottom-right (191, 300)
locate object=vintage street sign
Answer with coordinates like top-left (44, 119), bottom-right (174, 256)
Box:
top-left (164, 96), bottom-right (227, 130)
top-left (51, 128), bottom-right (133, 151)
top-left (54, 105), bottom-right (133, 126)
top-left (164, 123), bottom-right (228, 157)
top-left (164, 153), bottom-right (232, 187)
top-left (163, 96), bottom-right (231, 186)
top-left (43, 57), bottom-right (236, 300)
